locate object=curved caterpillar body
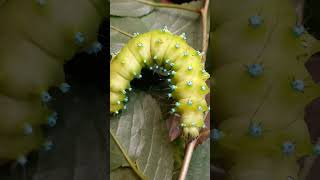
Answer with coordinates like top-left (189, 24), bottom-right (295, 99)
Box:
top-left (110, 28), bottom-right (210, 138)
top-left (0, 0), bottom-right (105, 165)
top-left (211, 0), bottom-right (320, 179)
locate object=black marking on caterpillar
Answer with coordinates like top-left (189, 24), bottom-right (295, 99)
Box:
top-left (110, 27), bottom-right (210, 138)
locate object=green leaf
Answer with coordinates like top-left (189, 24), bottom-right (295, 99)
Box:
top-left (110, 168), bottom-right (140, 180)
top-left (110, 92), bottom-right (175, 180)
top-left (110, 0), bottom-right (154, 17)
top-left (110, 1), bottom-right (202, 53)
top-left (110, 135), bottom-right (128, 170)
top-left (186, 139), bottom-right (210, 180)
top-left (110, 17), bottom-right (148, 53)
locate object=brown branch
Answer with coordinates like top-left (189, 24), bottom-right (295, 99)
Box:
top-left (200, 0), bottom-right (210, 63)
top-left (296, 0), bottom-right (305, 25)
top-left (178, 1), bottom-right (210, 179)
top-left (178, 138), bottom-right (198, 180)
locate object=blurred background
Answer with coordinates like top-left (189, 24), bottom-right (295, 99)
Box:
top-left (0, 19), bottom-right (108, 180)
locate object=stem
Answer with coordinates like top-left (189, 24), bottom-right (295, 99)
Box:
top-left (110, 130), bottom-right (148, 180)
top-left (296, 0), bottom-right (304, 25)
top-left (178, 138), bottom-right (198, 180)
top-left (110, 25), bottom-right (133, 38)
top-left (178, 1), bottom-right (210, 179)
top-left (135, 0), bottom-right (201, 13)
top-left (200, 0), bottom-right (210, 63)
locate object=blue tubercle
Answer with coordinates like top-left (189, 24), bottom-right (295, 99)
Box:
top-left (137, 74), bottom-right (142, 79)
top-left (249, 122), bottom-right (262, 137)
top-left (74, 32), bottom-right (86, 45)
top-left (24, 123), bottom-right (33, 135)
top-left (36, 0), bottom-right (47, 6)
top-left (247, 63), bottom-right (263, 77)
top-left (249, 15), bottom-right (263, 27)
top-left (211, 128), bottom-right (222, 141)
top-left (43, 140), bottom-right (54, 151)
top-left (175, 102), bottom-right (180, 107)
top-left (293, 25), bottom-right (305, 37)
top-left (86, 41), bottom-right (102, 55)
top-left (314, 144), bottom-right (320, 155)
top-left (170, 85), bottom-right (177, 90)
top-left (180, 32), bottom-right (187, 40)
top-left (41, 91), bottom-right (52, 103)
top-left (161, 26), bottom-right (170, 33)
top-left (47, 112), bottom-right (58, 127)
top-left (59, 83), bottom-right (71, 93)
top-left (291, 79), bottom-right (304, 92)
top-left (282, 141), bottom-right (295, 155)
top-left (17, 155), bottom-right (27, 166)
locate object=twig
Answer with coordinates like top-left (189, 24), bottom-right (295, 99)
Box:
top-left (178, 1), bottom-right (210, 179)
top-left (178, 138), bottom-right (198, 180)
top-left (110, 130), bottom-right (148, 180)
top-left (296, 0), bottom-right (305, 25)
top-left (200, 0), bottom-right (210, 63)
top-left (135, 0), bottom-right (201, 13)
top-left (110, 25), bottom-right (133, 38)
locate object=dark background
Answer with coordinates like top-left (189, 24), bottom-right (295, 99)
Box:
top-left (301, 0), bottom-right (320, 179)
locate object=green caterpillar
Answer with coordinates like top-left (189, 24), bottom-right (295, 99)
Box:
top-left (0, 0), bottom-right (105, 165)
top-left (110, 28), bottom-right (210, 138)
top-left (211, 0), bottom-right (320, 179)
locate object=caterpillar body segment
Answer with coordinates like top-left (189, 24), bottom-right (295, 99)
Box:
top-left (110, 29), bottom-right (210, 138)
top-left (0, 96), bottom-right (51, 135)
top-left (0, 0), bottom-right (105, 164)
top-left (211, 0), bottom-right (320, 179)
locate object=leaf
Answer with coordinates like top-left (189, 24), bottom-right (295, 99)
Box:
top-left (186, 139), bottom-right (210, 180)
top-left (110, 92), bottom-right (175, 180)
top-left (110, 135), bottom-right (128, 170)
top-left (110, 0), bottom-right (154, 17)
top-left (110, 17), bottom-right (148, 53)
top-left (110, 167), bottom-right (140, 180)
top-left (110, 1), bottom-right (202, 53)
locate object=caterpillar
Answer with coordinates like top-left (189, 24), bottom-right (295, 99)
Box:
top-left (0, 0), bottom-right (105, 165)
top-left (110, 27), bottom-right (210, 138)
top-left (211, 0), bottom-right (320, 179)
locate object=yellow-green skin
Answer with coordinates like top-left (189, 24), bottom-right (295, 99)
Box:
top-left (211, 0), bottom-right (320, 179)
top-left (110, 29), bottom-right (210, 138)
top-left (0, 0), bottom-right (105, 163)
